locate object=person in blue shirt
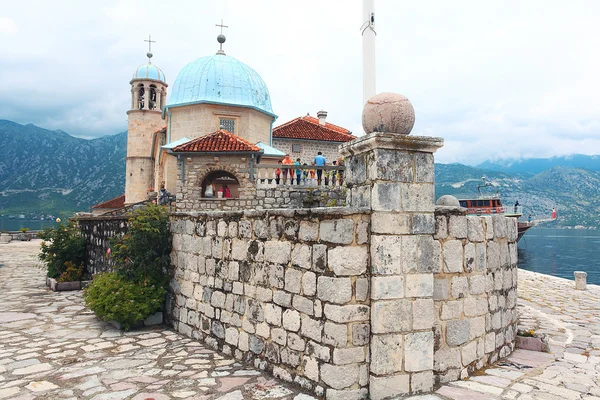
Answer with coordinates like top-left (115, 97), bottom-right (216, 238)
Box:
top-left (313, 152), bottom-right (326, 185)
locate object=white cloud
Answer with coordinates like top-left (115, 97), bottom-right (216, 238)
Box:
top-left (0, 16), bottom-right (18, 35)
top-left (0, 0), bottom-right (599, 165)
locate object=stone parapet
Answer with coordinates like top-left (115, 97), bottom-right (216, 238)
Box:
top-left (77, 215), bottom-right (129, 276)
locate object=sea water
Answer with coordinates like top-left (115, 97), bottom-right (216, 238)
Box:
top-left (518, 228), bottom-right (600, 285)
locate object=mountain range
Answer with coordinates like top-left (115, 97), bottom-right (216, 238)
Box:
top-left (0, 120), bottom-right (597, 228)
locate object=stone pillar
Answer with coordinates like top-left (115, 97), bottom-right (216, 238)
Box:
top-left (340, 92), bottom-right (443, 399)
top-left (143, 83), bottom-right (149, 110)
top-left (574, 271), bottom-right (587, 290)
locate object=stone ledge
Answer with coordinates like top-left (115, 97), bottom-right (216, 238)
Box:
top-left (340, 132), bottom-right (444, 157)
top-left (171, 206), bottom-right (370, 219)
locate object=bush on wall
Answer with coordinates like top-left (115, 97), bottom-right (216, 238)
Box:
top-left (38, 219), bottom-right (86, 279)
top-left (84, 204), bottom-right (172, 329)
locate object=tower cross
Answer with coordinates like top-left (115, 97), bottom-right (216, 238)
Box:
top-left (144, 34), bottom-right (156, 53)
top-left (215, 19), bottom-right (228, 34)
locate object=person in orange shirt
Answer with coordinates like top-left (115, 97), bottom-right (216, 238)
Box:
top-left (282, 154), bottom-right (293, 184)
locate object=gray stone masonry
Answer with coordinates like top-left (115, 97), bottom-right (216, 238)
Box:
top-left (168, 207), bottom-right (371, 398)
top-left (77, 216), bottom-right (129, 277)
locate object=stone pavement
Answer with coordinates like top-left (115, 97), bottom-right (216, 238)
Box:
top-left (0, 241), bottom-right (317, 400)
top-left (1, 241), bottom-right (599, 399)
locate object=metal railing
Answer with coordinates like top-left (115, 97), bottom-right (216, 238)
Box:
top-left (255, 164), bottom-right (346, 187)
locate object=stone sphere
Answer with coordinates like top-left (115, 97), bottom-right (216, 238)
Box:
top-left (362, 92), bottom-right (415, 134)
top-left (436, 195), bottom-right (460, 207)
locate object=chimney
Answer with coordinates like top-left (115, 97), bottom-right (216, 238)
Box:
top-left (317, 110), bottom-right (327, 126)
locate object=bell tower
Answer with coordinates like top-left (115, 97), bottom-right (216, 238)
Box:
top-left (125, 35), bottom-right (168, 205)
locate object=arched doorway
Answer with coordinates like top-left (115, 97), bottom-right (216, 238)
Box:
top-left (201, 170), bottom-right (240, 198)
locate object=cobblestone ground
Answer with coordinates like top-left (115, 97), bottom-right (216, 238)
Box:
top-left (0, 241), bottom-right (316, 400)
top-left (2, 241), bottom-right (600, 400)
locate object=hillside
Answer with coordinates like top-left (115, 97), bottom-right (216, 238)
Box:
top-left (0, 120), bottom-right (126, 217)
top-left (435, 164), bottom-right (600, 228)
top-left (477, 154), bottom-right (600, 174)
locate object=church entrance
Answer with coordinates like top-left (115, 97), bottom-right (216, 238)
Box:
top-left (201, 171), bottom-right (240, 199)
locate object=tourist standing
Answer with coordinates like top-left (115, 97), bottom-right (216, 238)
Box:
top-left (275, 160), bottom-right (282, 185)
top-left (313, 151), bottom-right (326, 185)
top-left (282, 154), bottom-right (293, 184)
top-left (204, 182), bottom-right (215, 198)
top-left (552, 207), bottom-right (557, 219)
top-left (295, 158), bottom-right (302, 185)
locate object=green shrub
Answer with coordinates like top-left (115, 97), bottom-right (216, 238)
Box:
top-left (38, 219), bottom-right (85, 279)
top-left (57, 261), bottom-right (84, 283)
top-left (111, 204), bottom-right (171, 285)
top-left (19, 227), bottom-right (30, 233)
top-left (83, 272), bottom-right (165, 330)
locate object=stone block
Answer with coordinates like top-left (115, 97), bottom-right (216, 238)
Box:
top-left (321, 364), bottom-right (359, 390)
top-left (282, 309), bottom-right (301, 332)
top-left (434, 346), bottom-right (461, 371)
top-left (435, 215), bottom-right (448, 239)
top-left (301, 315), bottom-right (323, 342)
top-left (464, 297), bottom-right (488, 317)
top-left (352, 323), bottom-right (369, 346)
top-left (370, 374), bottom-right (410, 400)
top-left (412, 214), bottom-right (435, 234)
top-left (356, 220), bottom-right (369, 244)
top-left (302, 356), bottom-right (320, 382)
top-left (333, 347), bottom-right (365, 365)
top-left (411, 370), bottom-right (434, 393)
top-left (446, 320), bottom-right (469, 346)
top-left (404, 331), bottom-right (434, 371)
top-left (371, 235), bottom-right (402, 275)
top-left (401, 183), bottom-right (435, 212)
top-left (448, 215), bottom-right (468, 238)
top-left (291, 243), bottom-right (312, 270)
top-left (325, 389), bottom-right (369, 400)
top-left (287, 332), bottom-right (306, 351)
top-left (371, 275), bottom-right (404, 300)
top-left (405, 274), bottom-right (434, 298)
top-left (443, 240), bottom-right (463, 273)
top-left (298, 221), bottom-right (319, 241)
top-left (323, 322), bottom-right (348, 347)
top-left (273, 290), bottom-right (292, 308)
top-left (355, 277), bottom-right (369, 301)
top-left (412, 298), bottom-right (435, 330)
top-left (371, 300), bottom-right (411, 333)
top-left (292, 295), bottom-right (314, 316)
top-left (285, 268), bottom-right (303, 294)
top-left (324, 304), bottom-right (370, 323)
top-left (371, 212), bottom-right (410, 234)
top-left (264, 303), bottom-right (282, 326)
top-left (469, 316), bottom-right (486, 340)
top-left (433, 278), bottom-right (450, 301)
top-left (461, 340), bottom-right (478, 366)
top-left (415, 152), bottom-right (434, 182)
top-left (469, 275), bottom-right (486, 295)
top-left (441, 300), bottom-right (463, 320)
top-left (264, 241), bottom-right (291, 265)
top-left (372, 183), bottom-right (402, 211)
top-left (328, 246), bottom-right (368, 276)
top-left (320, 219), bottom-right (355, 244)
top-left (467, 216), bottom-right (485, 242)
top-left (317, 276), bottom-right (352, 304)
top-left (493, 215), bottom-right (507, 239)
top-left (370, 333), bottom-right (403, 375)
top-left (312, 244), bottom-right (327, 273)
top-left (451, 276), bottom-right (468, 299)
top-left (369, 148), bottom-right (414, 182)
top-left (302, 271), bottom-right (317, 296)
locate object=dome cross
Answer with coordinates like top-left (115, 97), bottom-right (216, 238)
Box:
top-left (215, 19), bottom-right (228, 55)
top-left (144, 34), bottom-right (156, 61)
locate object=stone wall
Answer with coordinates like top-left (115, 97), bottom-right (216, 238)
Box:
top-left (177, 185), bottom-right (346, 212)
top-left (167, 208), bottom-right (371, 399)
top-left (77, 216), bottom-right (129, 276)
top-left (433, 210), bottom-right (518, 384)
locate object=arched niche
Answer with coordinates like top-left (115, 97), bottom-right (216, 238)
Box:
top-left (200, 170), bottom-right (240, 199)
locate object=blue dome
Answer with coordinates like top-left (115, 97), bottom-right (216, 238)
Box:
top-left (133, 63), bottom-right (166, 82)
top-left (166, 55), bottom-right (275, 117)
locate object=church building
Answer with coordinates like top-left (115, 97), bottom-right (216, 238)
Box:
top-left (124, 31), bottom-right (278, 206)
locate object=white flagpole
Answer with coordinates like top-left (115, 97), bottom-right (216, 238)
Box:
top-left (362, 0), bottom-right (376, 106)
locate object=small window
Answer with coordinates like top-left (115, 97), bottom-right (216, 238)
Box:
top-left (292, 144), bottom-right (301, 153)
top-left (220, 118), bottom-right (235, 133)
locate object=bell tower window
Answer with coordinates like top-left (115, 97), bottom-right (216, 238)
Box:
top-left (220, 118), bottom-right (235, 133)
top-left (149, 85), bottom-right (157, 110)
top-left (138, 84), bottom-right (145, 110)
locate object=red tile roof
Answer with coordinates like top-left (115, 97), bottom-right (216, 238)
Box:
top-left (273, 115), bottom-right (356, 142)
top-left (91, 194), bottom-right (125, 209)
top-left (172, 129), bottom-right (262, 153)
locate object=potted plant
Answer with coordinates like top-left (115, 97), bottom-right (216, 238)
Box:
top-left (516, 329), bottom-right (550, 352)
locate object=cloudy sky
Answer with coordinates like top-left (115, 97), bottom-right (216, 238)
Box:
top-left (2, 0), bottom-right (599, 164)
